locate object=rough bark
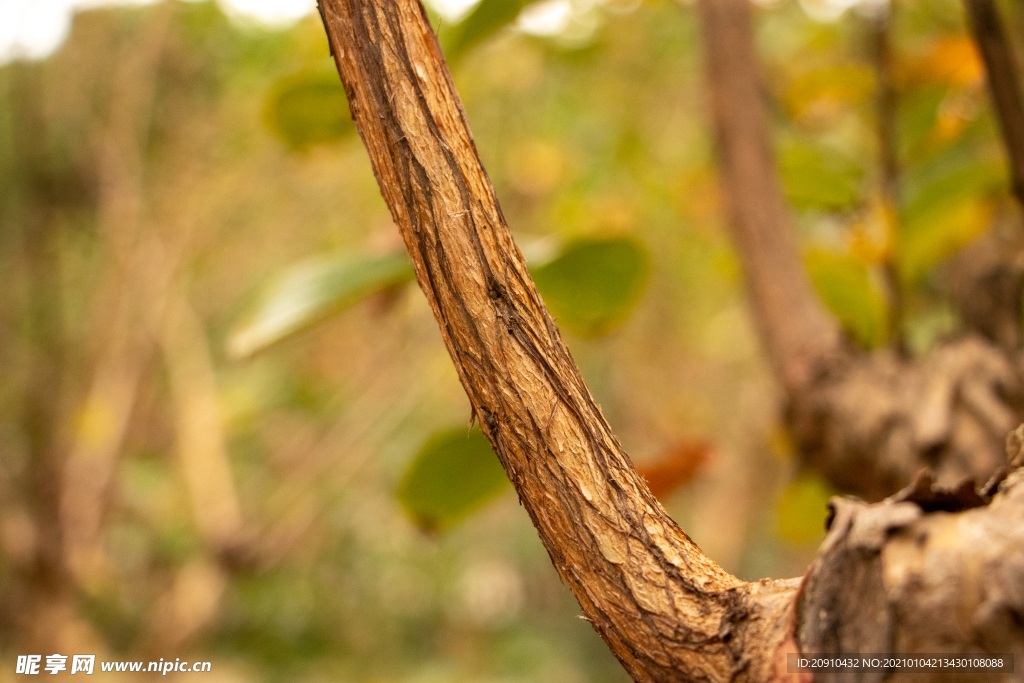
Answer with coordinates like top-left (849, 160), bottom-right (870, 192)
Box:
top-left (797, 454), bottom-right (1024, 682)
top-left (316, 0), bottom-right (1024, 680)
top-left (316, 1), bottom-right (798, 681)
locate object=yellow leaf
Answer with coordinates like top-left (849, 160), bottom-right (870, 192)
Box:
top-left (784, 65), bottom-right (875, 122)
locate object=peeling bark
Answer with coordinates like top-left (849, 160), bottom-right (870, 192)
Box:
top-left (790, 336), bottom-right (1024, 500)
top-left (798, 462), bottom-right (1024, 682)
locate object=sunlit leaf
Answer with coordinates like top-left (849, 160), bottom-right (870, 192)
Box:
top-left (442, 0), bottom-right (531, 62)
top-left (398, 428), bottom-right (509, 531)
top-left (805, 248), bottom-right (887, 348)
top-left (780, 140), bottom-right (864, 212)
top-left (265, 67), bottom-right (354, 149)
top-left (228, 251), bottom-right (414, 358)
top-left (775, 473), bottom-right (833, 546)
top-left (531, 236), bottom-right (650, 337)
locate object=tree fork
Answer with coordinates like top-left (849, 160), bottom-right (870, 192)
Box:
top-left (315, 0), bottom-right (798, 681)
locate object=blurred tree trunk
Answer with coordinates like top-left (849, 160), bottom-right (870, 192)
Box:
top-left (964, 0), bottom-right (1024, 209)
top-left (694, 0), bottom-right (842, 394)
top-left (317, 0), bottom-right (1024, 680)
top-left (699, 0), bottom-right (1024, 503)
top-left (953, 0), bottom-right (1024, 353)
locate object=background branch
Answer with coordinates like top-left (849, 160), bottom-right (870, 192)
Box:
top-left (964, 0), bottom-right (1024, 210)
top-left (696, 0), bottom-right (842, 394)
top-left (869, 11), bottom-right (906, 351)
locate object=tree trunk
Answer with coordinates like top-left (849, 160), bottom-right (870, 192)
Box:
top-left (316, 0), bottom-right (1024, 680)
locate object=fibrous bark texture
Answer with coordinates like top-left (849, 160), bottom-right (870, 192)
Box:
top-left (316, 1), bottom-right (797, 681)
top-left (317, 0), bottom-right (1024, 680)
top-left (790, 336), bottom-right (1024, 500)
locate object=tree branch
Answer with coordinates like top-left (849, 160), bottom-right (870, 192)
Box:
top-left (869, 11), bottom-right (906, 351)
top-left (696, 0), bottom-right (842, 393)
top-left (316, 1), bottom-right (797, 680)
top-left (964, 0), bottom-right (1024, 209)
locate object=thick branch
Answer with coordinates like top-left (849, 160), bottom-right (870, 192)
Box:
top-left (964, 0), bottom-right (1024, 209)
top-left (696, 0), bottom-right (842, 393)
top-left (316, 1), bottom-right (795, 681)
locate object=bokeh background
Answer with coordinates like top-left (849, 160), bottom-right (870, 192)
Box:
top-left (0, 0), bottom-right (1021, 680)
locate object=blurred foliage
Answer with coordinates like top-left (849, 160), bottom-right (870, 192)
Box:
top-left (228, 251), bottom-right (415, 358)
top-left (229, 236), bottom-right (649, 358)
top-left (775, 473), bottom-right (835, 546)
top-left (532, 236), bottom-right (650, 337)
top-left (398, 428), bottom-right (510, 531)
top-left (264, 66), bottom-right (355, 149)
top-left (805, 248), bottom-right (888, 347)
top-left (442, 0), bottom-right (533, 62)
top-left (0, 0), bottom-right (1022, 680)
top-left (780, 138), bottom-right (865, 212)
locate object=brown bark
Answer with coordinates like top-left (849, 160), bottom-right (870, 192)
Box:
top-left (316, 1), bottom-right (798, 681)
top-left (797, 463), bottom-right (1024, 681)
top-left (695, 0), bottom-right (843, 394)
top-left (964, 0), bottom-right (1024, 209)
top-left (316, 0), bottom-right (1024, 680)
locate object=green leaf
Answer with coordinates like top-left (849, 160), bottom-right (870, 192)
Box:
top-left (805, 248), bottom-right (887, 348)
top-left (531, 236), bottom-right (650, 337)
top-left (775, 473), bottom-right (833, 546)
top-left (779, 140), bottom-right (864, 212)
top-left (264, 67), bottom-right (354, 149)
top-left (442, 0), bottom-right (531, 63)
top-left (899, 156), bottom-right (1003, 284)
top-left (398, 428), bottom-right (509, 531)
top-left (228, 251), bottom-right (414, 358)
